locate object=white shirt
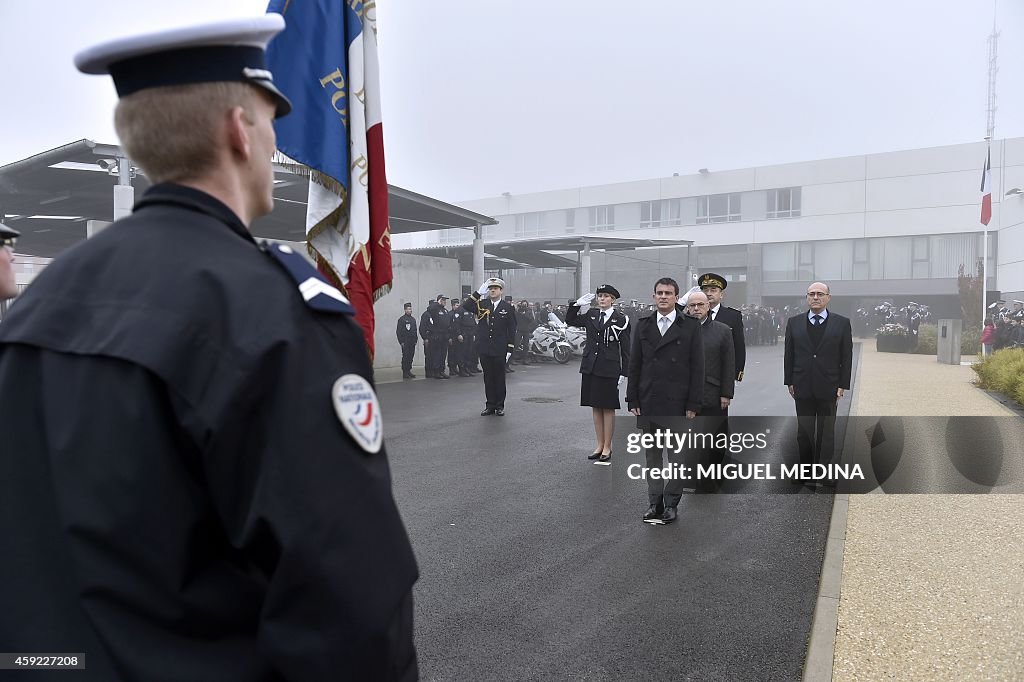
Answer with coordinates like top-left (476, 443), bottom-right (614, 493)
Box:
top-left (600, 309), bottom-right (612, 325)
top-left (710, 303), bottom-right (721, 320)
top-left (807, 309), bottom-right (829, 324)
top-left (657, 310), bottom-right (676, 335)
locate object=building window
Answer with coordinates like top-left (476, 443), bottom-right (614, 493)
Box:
top-left (853, 239), bottom-right (869, 279)
top-left (666, 198), bottom-right (682, 226)
top-left (762, 242), bottom-right (797, 281)
top-left (640, 201), bottom-right (661, 228)
top-left (912, 236), bottom-right (929, 278)
top-left (439, 228), bottom-right (469, 244)
top-left (565, 209), bottom-right (575, 234)
top-left (767, 187), bottom-right (801, 219)
top-left (588, 205), bottom-right (615, 231)
top-left (697, 193), bottom-right (741, 224)
top-left (514, 213), bottom-right (544, 238)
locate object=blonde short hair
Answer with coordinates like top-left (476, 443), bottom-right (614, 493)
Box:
top-left (114, 81), bottom-right (261, 184)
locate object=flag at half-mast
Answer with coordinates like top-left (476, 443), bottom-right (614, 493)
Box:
top-left (980, 147), bottom-right (992, 226)
top-left (265, 0), bottom-right (392, 356)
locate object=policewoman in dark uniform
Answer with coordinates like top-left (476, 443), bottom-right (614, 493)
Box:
top-left (0, 16), bottom-right (417, 682)
top-left (566, 284), bottom-right (631, 464)
top-left (464, 277), bottom-right (517, 415)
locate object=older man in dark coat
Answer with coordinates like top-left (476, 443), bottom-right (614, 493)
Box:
top-left (626, 277), bottom-right (704, 525)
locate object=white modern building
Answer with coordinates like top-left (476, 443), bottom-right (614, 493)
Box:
top-left (396, 138), bottom-right (1024, 317)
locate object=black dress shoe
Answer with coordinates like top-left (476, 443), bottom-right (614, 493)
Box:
top-left (438, 373), bottom-right (450, 379)
top-left (460, 369), bottom-right (472, 377)
top-left (587, 451), bottom-right (602, 460)
top-left (494, 408), bottom-right (505, 416)
top-left (408, 372), bottom-right (417, 378)
top-left (480, 408), bottom-right (495, 416)
top-left (661, 507), bottom-right (677, 524)
top-left (594, 453), bottom-right (611, 466)
top-left (643, 504), bottom-right (665, 524)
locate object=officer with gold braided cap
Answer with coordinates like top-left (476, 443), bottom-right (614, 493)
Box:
top-left (698, 272), bottom-right (746, 382)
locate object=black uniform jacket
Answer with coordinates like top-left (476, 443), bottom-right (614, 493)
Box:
top-left (0, 185), bottom-right (418, 682)
top-left (397, 313), bottom-right (418, 344)
top-left (700, 318), bottom-right (736, 409)
top-left (565, 303), bottom-right (630, 378)
top-left (626, 312), bottom-right (705, 415)
top-left (784, 311), bottom-right (853, 401)
top-left (711, 304), bottom-right (746, 380)
top-left (419, 301), bottom-right (448, 342)
top-left (464, 293), bottom-right (517, 356)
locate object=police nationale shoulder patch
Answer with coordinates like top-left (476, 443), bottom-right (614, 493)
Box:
top-left (332, 374), bottom-right (383, 454)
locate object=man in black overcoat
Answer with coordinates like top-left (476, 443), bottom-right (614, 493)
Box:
top-left (784, 281), bottom-right (853, 484)
top-left (626, 277), bottom-right (704, 525)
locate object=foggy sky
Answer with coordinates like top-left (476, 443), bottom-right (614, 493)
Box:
top-left (1, 0), bottom-right (1021, 204)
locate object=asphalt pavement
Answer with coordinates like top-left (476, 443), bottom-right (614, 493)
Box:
top-left (378, 344), bottom-right (855, 681)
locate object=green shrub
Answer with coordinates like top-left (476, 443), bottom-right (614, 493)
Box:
top-left (961, 326), bottom-right (981, 356)
top-left (973, 348), bottom-right (1024, 406)
top-left (912, 323), bottom-right (981, 356)
top-left (913, 324), bottom-right (937, 355)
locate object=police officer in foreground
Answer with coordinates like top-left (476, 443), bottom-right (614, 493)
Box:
top-left (397, 302), bottom-right (418, 378)
top-left (0, 16), bottom-right (417, 681)
top-left (464, 277), bottom-right (517, 415)
top-left (0, 221), bottom-right (19, 302)
top-left (699, 272), bottom-right (746, 383)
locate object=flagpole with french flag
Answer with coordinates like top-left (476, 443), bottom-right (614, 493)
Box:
top-left (264, 0), bottom-right (393, 359)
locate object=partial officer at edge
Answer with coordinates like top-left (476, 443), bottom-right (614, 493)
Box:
top-left (0, 15), bottom-right (418, 681)
top-left (0, 221), bottom-right (19, 302)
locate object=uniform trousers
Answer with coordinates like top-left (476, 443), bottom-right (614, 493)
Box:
top-left (479, 354), bottom-right (507, 409)
top-left (400, 341), bottom-right (416, 373)
top-left (426, 338), bottom-right (448, 374)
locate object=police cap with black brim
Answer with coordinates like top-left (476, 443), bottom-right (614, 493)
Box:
top-left (73, 14), bottom-right (292, 118)
top-left (0, 221), bottom-right (19, 240)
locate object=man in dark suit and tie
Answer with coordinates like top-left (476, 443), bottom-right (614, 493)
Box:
top-left (784, 281), bottom-right (853, 483)
top-left (626, 277), bottom-right (704, 525)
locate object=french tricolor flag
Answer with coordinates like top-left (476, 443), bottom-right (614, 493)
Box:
top-left (980, 148), bottom-right (992, 226)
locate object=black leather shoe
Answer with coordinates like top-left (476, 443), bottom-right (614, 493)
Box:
top-left (661, 507), bottom-right (677, 524)
top-left (494, 408), bottom-right (505, 416)
top-left (438, 373), bottom-right (450, 379)
top-left (587, 451), bottom-right (602, 460)
top-left (408, 373), bottom-right (417, 378)
top-left (643, 504), bottom-right (665, 524)
top-left (594, 453), bottom-right (611, 466)
top-left (460, 369), bottom-right (472, 377)
top-left (480, 408), bottom-right (495, 416)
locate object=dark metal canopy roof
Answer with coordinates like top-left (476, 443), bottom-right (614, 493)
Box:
top-left (397, 234), bottom-right (693, 271)
top-left (0, 139), bottom-right (496, 258)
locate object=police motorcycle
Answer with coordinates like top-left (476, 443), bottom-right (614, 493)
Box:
top-left (554, 318), bottom-right (587, 357)
top-left (529, 313), bottom-right (573, 364)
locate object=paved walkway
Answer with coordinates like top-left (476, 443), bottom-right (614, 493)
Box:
top-left (827, 344), bottom-right (1023, 681)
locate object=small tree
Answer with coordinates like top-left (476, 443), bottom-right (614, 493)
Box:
top-left (957, 259), bottom-right (983, 327)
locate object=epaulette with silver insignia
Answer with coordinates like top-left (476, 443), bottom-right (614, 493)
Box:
top-left (262, 241), bottom-right (355, 315)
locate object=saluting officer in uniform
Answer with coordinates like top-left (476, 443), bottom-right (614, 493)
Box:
top-left (396, 301), bottom-right (418, 378)
top-left (0, 221), bottom-right (19, 302)
top-left (0, 16), bottom-right (417, 681)
top-left (566, 284), bottom-right (630, 464)
top-left (465, 277), bottom-right (517, 415)
top-left (699, 272), bottom-right (746, 383)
